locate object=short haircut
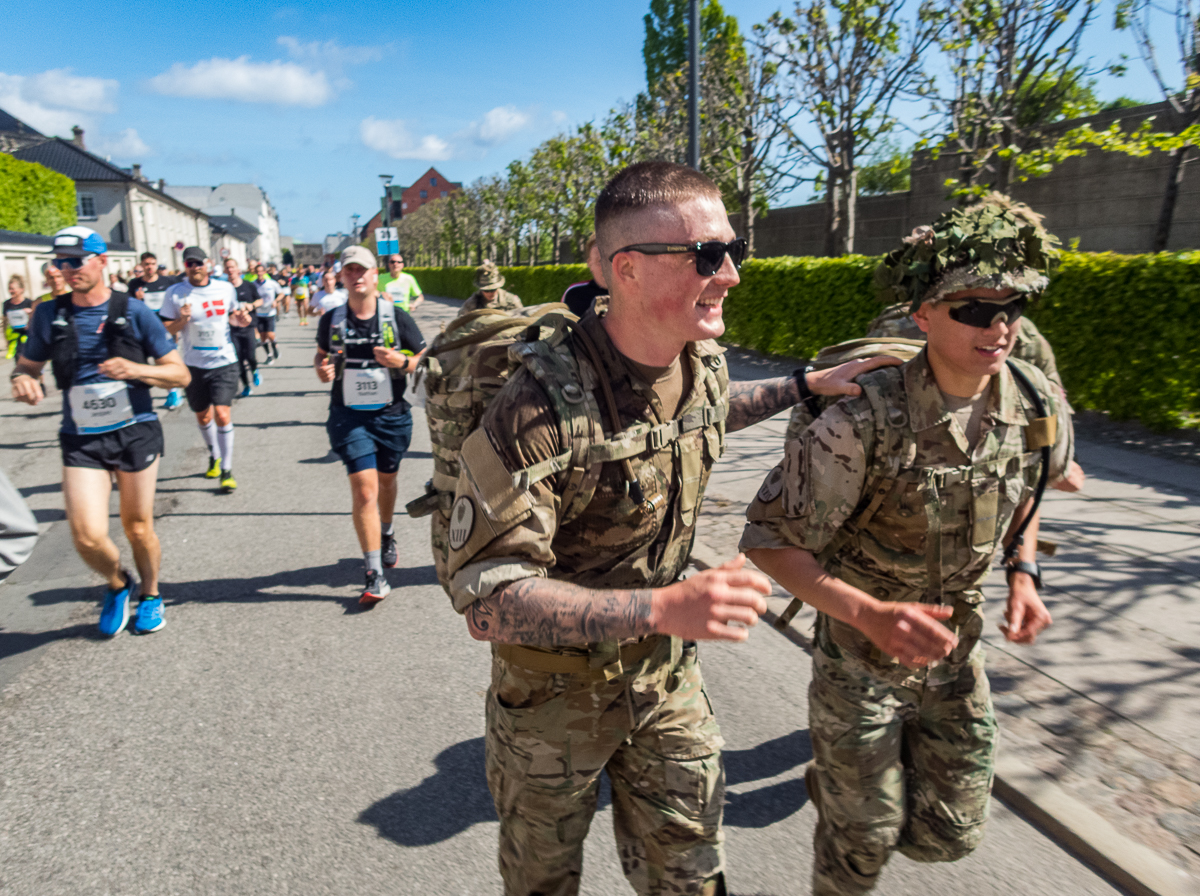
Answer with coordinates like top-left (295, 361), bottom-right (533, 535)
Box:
top-left (594, 161), bottom-right (722, 257)
top-left (140, 252), bottom-right (157, 262)
top-left (9, 273), bottom-right (26, 290)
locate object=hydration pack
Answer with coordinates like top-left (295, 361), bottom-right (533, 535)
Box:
top-left (48, 291), bottom-right (147, 391)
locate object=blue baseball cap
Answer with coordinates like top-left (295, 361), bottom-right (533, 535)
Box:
top-left (52, 226), bottom-right (107, 257)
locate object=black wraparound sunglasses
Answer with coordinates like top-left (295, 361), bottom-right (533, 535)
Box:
top-left (609, 238), bottom-right (749, 276)
top-left (945, 296), bottom-right (1027, 329)
top-left (50, 254), bottom-right (96, 270)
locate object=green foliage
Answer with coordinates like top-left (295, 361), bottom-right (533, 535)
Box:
top-left (0, 155), bottom-right (77, 235)
top-left (409, 265), bottom-right (591, 307)
top-left (1033, 251), bottom-right (1200, 429)
top-left (643, 0), bottom-right (744, 90)
top-left (856, 139), bottom-right (912, 195)
top-left (418, 252), bottom-right (1200, 430)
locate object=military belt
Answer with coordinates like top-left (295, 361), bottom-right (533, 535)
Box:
top-left (495, 636), bottom-right (665, 681)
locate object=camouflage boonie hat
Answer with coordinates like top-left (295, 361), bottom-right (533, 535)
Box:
top-left (474, 261), bottom-right (504, 290)
top-left (874, 193), bottom-right (1061, 311)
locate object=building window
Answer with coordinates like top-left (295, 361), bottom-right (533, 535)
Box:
top-left (402, 201), bottom-right (408, 210)
top-left (77, 193), bottom-right (96, 219)
top-left (420, 190), bottom-right (428, 199)
top-left (114, 221), bottom-right (125, 244)
top-left (431, 176), bottom-right (437, 186)
top-left (440, 191), bottom-right (447, 198)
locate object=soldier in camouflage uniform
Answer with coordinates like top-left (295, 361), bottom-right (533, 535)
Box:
top-left (461, 261), bottom-right (524, 314)
top-left (446, 161), bottom-right (897, 896)
top-left (741, 194), bottom-right (1073, 895)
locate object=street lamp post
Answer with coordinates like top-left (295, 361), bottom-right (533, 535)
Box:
top-left (687, 0), bottom-right (700, 170)
top-left (351, 213), bottom-right (361, 242)
top-left (379, 174), bottom-right (394, 229)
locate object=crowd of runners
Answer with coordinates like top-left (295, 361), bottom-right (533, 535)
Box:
top-left (4, 161), bottom-right (1087, 896)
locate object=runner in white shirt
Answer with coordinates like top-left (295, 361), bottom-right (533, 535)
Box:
top-left (311, 270), bottom-right (347, 316)
top-left (160, 247), bottom-right (241, 492)
top-left (253, 262), bottom-right (283, 364)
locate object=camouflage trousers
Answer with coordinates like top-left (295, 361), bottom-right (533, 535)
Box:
top-left (808, 644), bottom-right (997, 895)
top-left (485, 638), bottom-right (726, 896)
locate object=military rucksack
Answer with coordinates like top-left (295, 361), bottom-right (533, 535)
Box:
top-left (411, 304), bottom-right (730, 593)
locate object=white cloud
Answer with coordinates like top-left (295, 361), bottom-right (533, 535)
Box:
top-left (276, 36), bottom-right (383, 76)
top-left (360, 117), bottom-right (451, 161)
top-left (91, 128), bottom-right (152, 161)
top-left (465, 105), bottom-right (532, 146)
top-left (0, 69), bottom-right (118, 136)
top-left (146, 57), bottom-right (333, 106)
top-left (551, 110), bottom-right (568, 124)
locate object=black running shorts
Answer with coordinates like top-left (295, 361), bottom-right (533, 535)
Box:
top-left (185, 363), bottom-right (240, 411)
top-left (59, 419), bottom-right (164, 472)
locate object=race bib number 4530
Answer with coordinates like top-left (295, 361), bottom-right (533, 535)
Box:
top-left (68, 381), bottom-right (135, 433)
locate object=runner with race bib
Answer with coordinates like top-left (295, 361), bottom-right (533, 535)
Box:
top-left (314, 246), bottom-right (425, 605)
top-left (160, 247), bottom-right (241, 493)
top-left (9, 226), bottom-right (189, 637)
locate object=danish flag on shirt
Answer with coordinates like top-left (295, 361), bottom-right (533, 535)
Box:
top-left (200, 299), bottom-right (225, 319)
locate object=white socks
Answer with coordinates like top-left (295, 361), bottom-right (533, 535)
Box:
top-left (216, 425), bottom-right (234, 472)
top-left (199, 419), bottom-right (218, 458)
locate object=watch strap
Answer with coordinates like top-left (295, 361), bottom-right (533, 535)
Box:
top-left (1005, 559), bottom-right (1042, 589)
top-left (794, 365), bottom-right (821, 418)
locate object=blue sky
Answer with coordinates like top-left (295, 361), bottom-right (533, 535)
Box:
top-left (0, 0), bottom-right (1179, 243)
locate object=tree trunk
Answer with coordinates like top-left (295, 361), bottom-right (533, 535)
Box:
top-left (1152, 146), bottom-right (1189, 252)
top-left (552, 221), bottom-right (560, 264)
top-left (739, 128), bottom-right (756, 258)
top-left (842, 169), bottom-right (857, 255)
top-left (823, 171), bottom-right (841, 257)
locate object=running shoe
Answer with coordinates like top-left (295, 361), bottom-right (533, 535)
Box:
top-left (238, 385), bottom-right (253, 398)
top-left (360, 570), bottom-right (391, 605)
top-left (133, 596), bottom-right (165, 634)
top-left (98, 571), bottom-right (136, 637)
top-left (252, 370), bottom-right (262, 387)
top-left (264, 355), bottom-right (275, 366)
top-left (205, 456), bottom-right (221, 478)
top-left (164, 389), bottom-right (181, 410)
top-left (381, 532), bottom-right (398, 568)
top-left (220, 471), bottom-right (237, 493)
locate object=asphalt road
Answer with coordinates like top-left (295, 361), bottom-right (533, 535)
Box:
top-left (0, 301), bottom-right (1124, 895)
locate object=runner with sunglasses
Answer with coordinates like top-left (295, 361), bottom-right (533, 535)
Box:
top-left (444, 161), bottom-right (896, 896)
top-left (160, 247), bottom-right (241, 492)
top-left (9, 226), bottom-right (190, 637)
top-left (742, 194), bottom-right (1073, 896)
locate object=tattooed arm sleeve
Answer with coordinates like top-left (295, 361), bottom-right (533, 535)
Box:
top-left (465, 578), bottom-right (654, 644)
top-left (726, 376), bottom-right (801, 432)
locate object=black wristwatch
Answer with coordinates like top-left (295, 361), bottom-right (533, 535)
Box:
top-left (793, 365), bottom-right (821, 418)
top-left (1005, 559), bottom-right (1042, 589)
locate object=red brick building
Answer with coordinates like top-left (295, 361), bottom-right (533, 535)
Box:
top-left (388, 167), bottom-right (461, 219)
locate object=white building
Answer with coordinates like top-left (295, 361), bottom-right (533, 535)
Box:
top-left (164, 183), bottom-right (282, 264)
top-left (12, 133), bottom-right (210, 274)
top-left (0, 228), bottom-right (137, 293)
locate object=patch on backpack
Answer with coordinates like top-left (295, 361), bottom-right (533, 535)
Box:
top-left (757, 466), bottom-right (785, 503)
top-left (448, 496), bottom-right (476, 551)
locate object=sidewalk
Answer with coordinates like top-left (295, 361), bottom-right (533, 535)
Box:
top-left (699, 345), bottom-right (1200, 883)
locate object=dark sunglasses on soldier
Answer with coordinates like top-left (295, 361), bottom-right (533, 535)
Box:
top-left (944, 296), bottom-right (1027, 329)
top-left (609, 238), bottom-right (749, 276)
top-left (50, 254), bottom-right (96, 270)
top-left (184, 259), bottom-right (206, 268)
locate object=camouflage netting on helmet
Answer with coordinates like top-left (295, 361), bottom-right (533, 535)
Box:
top-left (874, 193), bottom-right (1061, 312)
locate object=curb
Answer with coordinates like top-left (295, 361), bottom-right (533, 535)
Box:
top-left (689, 541), bottom-right (1196, 896)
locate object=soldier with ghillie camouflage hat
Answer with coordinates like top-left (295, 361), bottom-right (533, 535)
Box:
top-left (461, 261), bottom-right (524, 314)
top-left (446, 160), bottom-right (898, 896)
top-left (741, 193), bottom-right (1074, 895)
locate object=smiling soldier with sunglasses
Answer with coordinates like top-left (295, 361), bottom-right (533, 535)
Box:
top-left (444, 161), bottom-right (897, 896)
top-left (742, 195), bottom-right (1074, 895)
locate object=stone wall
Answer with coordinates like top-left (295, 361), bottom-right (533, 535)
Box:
top-left (739, 102), bottom-right (1199, 257)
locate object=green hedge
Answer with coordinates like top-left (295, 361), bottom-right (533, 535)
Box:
top-left (412, 252), bottom-right (1200, 430)
top-left (411, 264), bottom-right (590, 306)
top-left (0, 154), bottom-right (76, 234)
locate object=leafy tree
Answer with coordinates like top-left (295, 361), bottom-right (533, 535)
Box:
top-left (764, 0), bottom-right (940, 255)
top-left (643, 0), bottom-right (744, 91)
top-left (1115, 0), bottom-right (1200, 250)
top-left (856, 139), bottom-right (913, 194)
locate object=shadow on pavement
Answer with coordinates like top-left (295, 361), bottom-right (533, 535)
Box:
top-left (359, 728), bottom-right (814, 847)
top-left (0, 623), bottom-right (110, 661)
top-left (724, 729), bottom-right (812, 829)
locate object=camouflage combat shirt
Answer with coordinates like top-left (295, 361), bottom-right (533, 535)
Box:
top-left (460, 288), bottom-right (524, 314)
top-left (447, 310), bottom-right (728, 621)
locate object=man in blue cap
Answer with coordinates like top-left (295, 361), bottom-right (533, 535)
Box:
top-left (10, 226), bottom-right (190, 637)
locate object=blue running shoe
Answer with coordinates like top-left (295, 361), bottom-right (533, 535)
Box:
top-left (252, 370), bottom-right (261, 387)
top-left (134, 596), bottom-right (165, 634)
top-left (238, 385), bottom-right (253, 398)
top-left (98, 572), bottom-right (136, 637)
top-left (164, 389), bottom-right (182, 410)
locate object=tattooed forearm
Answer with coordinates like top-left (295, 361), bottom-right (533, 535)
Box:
top-left (465, 578), bottom-right (655, 645)
top-left (726, 376), bottom-right (801, 432)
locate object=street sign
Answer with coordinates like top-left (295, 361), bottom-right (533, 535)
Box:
top-left (219, 248), bottom-right (231, 259)
top-left (375, 227), bottom-right (399, 256)
top-left (174, 241), bottom-right (184, 250)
